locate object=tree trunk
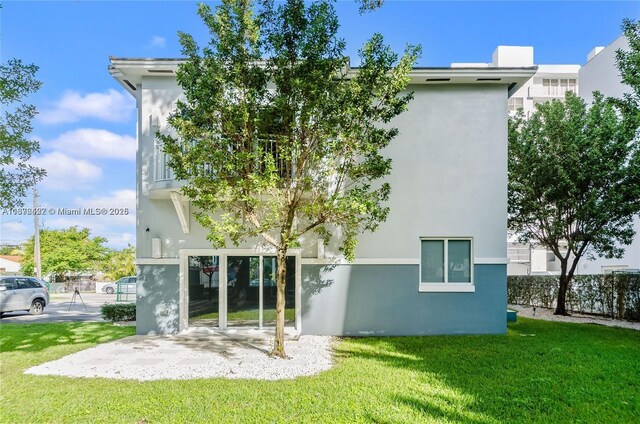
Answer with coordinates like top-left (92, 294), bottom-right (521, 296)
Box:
top-left (555, 272), bottom-right (569, 315)
top-left (555, 256), bottom-right (576, 316)
top-left (271, 247), bottom-right (288, 358)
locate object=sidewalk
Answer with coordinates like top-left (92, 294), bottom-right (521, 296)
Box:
top-left (509, 304), bottom-right (640, 331)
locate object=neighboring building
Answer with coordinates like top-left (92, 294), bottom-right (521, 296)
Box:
top-left (455, 46), bottom-right (582, 276)
top-left (507, 242), bottom-right (566, 276)
top-left (453, 46), bottom-right (580, 117)
top-left (109, 57), bottom-right (535, 336)
top-left (506, 36), bottom-right (640, 276)
top-left (578, 35), bottom-right (640, 275)
top-left (580, 36), bottom-right (626, 104)
top-left (0, 256), bottom-right (22, 275)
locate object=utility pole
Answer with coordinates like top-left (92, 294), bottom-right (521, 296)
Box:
top-left (33, 188), bottom-right (42, 279)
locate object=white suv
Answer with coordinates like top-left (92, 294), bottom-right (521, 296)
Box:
top-left (0, 276), bottom-right (50, 316)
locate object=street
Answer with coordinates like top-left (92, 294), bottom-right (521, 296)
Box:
top-left (0, 293), bottom-right (125, 323)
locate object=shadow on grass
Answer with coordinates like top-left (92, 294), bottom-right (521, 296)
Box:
top-left (0, 322), bottom-right (135, 353)
top-left (335, 318), bottom-right (640, 423)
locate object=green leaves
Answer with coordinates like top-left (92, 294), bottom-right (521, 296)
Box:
top-left (162, 0), bottom-right (419, 259)
top-left (508, 92), bottom-right (640, 266)
top-left (102, 245), bottom-right (136, 281)
top-left (0, 59), bottom-right (46, 209)
top-left (21, 227), bottom-right (109, 278)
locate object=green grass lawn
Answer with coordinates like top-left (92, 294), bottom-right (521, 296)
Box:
top-left (1, 319), bottom-right (639, 423)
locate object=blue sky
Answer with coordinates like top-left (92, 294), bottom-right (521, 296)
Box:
top-left (1, 0), bottom-right (638, 249)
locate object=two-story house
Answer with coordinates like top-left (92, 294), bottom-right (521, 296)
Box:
top-left (109, 57), bottom-right (535, 336)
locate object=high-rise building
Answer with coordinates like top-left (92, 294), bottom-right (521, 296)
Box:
top-left (452, 46), bottom-right (580, 117)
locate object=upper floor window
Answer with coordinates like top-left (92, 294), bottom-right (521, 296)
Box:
top-left (508, 97), bottom-right (524, 112)
top-left (542, 79), bottom-right (577, 96)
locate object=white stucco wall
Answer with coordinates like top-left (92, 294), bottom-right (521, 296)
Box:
top-left (136, 80), bottom-right (509, 262)
top-left (579, 35), bottom-right (629, 104)
top-left (354, 84), bottom-right (507, 260)
top-left (577, 34), bottom-right (640, 274)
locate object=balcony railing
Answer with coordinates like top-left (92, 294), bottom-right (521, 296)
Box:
top-left (154, 140), bottom-right (294, 183)
top-left (507, 245), bottom-right (530, 264)
top-left (155, 144), bottom-right (174, 181)
top-left (528, 85), bottom-right (577, 99)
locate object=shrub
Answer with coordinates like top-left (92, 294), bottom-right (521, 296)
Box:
top-left (101, 303), bottom-right (136, 322)
top-left (507, 273), bottom-right (640, 322)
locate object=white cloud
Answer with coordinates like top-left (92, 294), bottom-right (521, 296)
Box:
top-left (73, 190), bottom-right (136, 226)
top-left (31, 152), bottom-right (102, 190)
top-left (150, 35), bottom-right (166, 48)
top-left (48, 129), bottom-right (136, 161)
top-left (41, 221), bottom-right (135, 249)
top-left (104, 232), bottom-right (135, 249)
top-left (0, 221), bottom-right (28, 244)
top-left (0, 191), bottom-right (136, 248)
top-left (39, 89), bottom-right (135, 124)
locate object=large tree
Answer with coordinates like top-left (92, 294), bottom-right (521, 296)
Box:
top-left (508, 92), bottom-right (640, 315)
top-left (22, 227), bottom-right (109, 279)
top-left (161, 0), bottom-right (419, 356)
top-left (0, 59), bottom-right (46, 209)
top-left (101, 245), bottom-right (136, 281)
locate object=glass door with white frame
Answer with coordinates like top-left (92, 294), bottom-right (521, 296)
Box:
top-left (262, 256), bottom-right (296, 327)
top-left (226, 256), bottom-right (261, 327)
top-left (188, 255), bottom-right (221, 327)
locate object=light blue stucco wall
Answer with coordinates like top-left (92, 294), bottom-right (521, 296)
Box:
top-left (301, 264), bottom-right (506, 336)
top-left (136, 264), bottom-right (180, 335)
top-left (134, 263), bottom-right (505, 336)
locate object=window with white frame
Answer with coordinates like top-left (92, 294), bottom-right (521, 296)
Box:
top-left (420, 238), bottom-right (474, 292)
top-left (508, 97), bottom-right (524, 112)
top-left (542, 78), bottom-right (577, 96)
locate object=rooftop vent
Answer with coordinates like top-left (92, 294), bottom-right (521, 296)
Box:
top-left (148, 69), bottom-right (174, 74)
top-left (476, 78), bottom-right (501, 81)
top-left (426, 78), bottom-right (451, 82)
top-left (123, 80), bottom-right (136, 91)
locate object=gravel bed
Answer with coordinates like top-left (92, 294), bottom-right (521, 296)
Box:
top-left (509, 304), bottom-right (640, 331)
top-left (25, 333), bottom-right (334, 381)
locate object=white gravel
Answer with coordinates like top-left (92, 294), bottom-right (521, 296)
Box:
top-left (25, 330), bottom-right (334, 381)
top-left (509, 304), bottom-right (640, 331)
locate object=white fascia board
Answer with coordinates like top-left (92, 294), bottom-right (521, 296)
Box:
top-left (108, 57), bottom-right (537, 100)
top-left (301, 257), bottom-right (510, 265)
top-left (136, 258), bottom-right (180, 265)
top-left (408, 67), bottom-right (537, 79)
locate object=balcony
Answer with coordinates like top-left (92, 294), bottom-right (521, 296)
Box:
top-left (528, 85), bottom-right (577, 100)
top-left (147, 145), bottom-right (183, 199)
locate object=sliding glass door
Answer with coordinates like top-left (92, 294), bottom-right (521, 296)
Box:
top-left (226, 256), bottom-right (260, 327)
top-left (262, 256), bottom-right (296, 327)
top-left (187, 255), bottom-right (220, 327)
top-left (227, 255), bottom-right (296, 328)
top-left (186, 253), bottom-right (296, 329)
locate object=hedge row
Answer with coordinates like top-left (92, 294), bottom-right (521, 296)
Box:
top-left (507, 273), bottom-right (640, 321)
top-left (100, 303), bottom-right (136, 322)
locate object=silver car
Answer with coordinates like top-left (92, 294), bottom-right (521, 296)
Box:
top-left (101, 276), bottom-right (137, 295)
top-left (0, 276), bottom-right (50, 316)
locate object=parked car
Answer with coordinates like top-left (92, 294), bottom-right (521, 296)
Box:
top-left (102, 276), bottom-right (137, 294)
top-left (0, 276), bottom-right (50, 316)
